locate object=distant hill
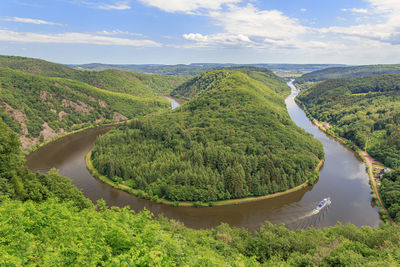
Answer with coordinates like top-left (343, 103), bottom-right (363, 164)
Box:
top-left (0, 67), bottom-right (169, 149)
top-left (68, 62), bottom-right (345, 76)
top-left (295, 64), bottom-right (400, 84)
top-left (171, 66), bottom-right (288, 99)
top-left (91, 70), bottom-right (323, 203)
top-left (0, 55), bottom-right (190, 96)
top-left (0, 55), bottom-right (76, 77)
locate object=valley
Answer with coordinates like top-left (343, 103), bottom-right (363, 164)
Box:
top-left (2, 0), bottom-right (400, 264)
top-left (25, 79), bottom-right (381, 231)
top-left (1, 55), bottom-right (399, 265)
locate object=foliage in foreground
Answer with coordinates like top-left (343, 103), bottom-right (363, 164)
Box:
top-left (0, 118), bottom-right (91, 209)
top-left (91, 70), bottom-right (323, 203)
top-left (1, 198), bottom-right (400, 266)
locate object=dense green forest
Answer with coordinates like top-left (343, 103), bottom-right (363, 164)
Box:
top-left (296, 74), bottom-right (400, 221)
top-left (0, 118), bottom-right (91, 209)
top-left (297, 74), bottom-right (400, 168)
top-left (171, 66), bottom-right (289, 100)
top-left (91, 70), bottom-right (323, 203)
top-left (0, 55), bottom-right (190, 96)
top-left (0, 67), bottom-right (169, 148)
top-left (0, 55), bottom-right (193, 149)
top-left (295, 64), bottom-right (400, 84)
top-left (1, 117), bottom-right (400, 265)
top-left (380, 169), bottom-right (400, 222)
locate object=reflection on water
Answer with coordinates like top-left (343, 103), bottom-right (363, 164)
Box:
top-left (25, 84), bottom-right (381, 231)
top-left (163, 96), bottom-right (180, 110)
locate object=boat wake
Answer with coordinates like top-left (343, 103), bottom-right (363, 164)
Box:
top-left (297, 209), bottom-right (320, 220)
top-left (283, 199), bottom-right (332, 230)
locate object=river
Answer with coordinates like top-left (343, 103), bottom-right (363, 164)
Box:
top-left (25, 83), bottom-right (381, 231)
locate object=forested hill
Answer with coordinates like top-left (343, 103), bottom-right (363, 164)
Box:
top-left (91, 70), bottom-right (323, 203)
top-left (0, 54), bottom-right (76, 77)
top-left (296, 74), bottom-right (400, 221)
top-left (295, 64), bottom-right (400, 84)
top-left (297, 74), bottom-right (400, 166)
top-left (0, 55), bottom-right (189, 96)
top-left (171, 67), bottom-right (288, 100)
top-left (0, 117), bottom-right (91, 208)
top-left (0, 67), bottom-right (168, 149)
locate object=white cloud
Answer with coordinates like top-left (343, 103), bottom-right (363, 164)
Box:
top-left (81, 1), bottom-right (131, 10)
top-left (368, 0), bottom-right (400, 12)
top-left (183, 33), bottom-right (209, 42)
top-left (1, 17), bottom-right (66, 26)
top-left (300, 8), bottom-right (307, 12)
top-left (182, 4), bottom-right (308, 49)
top-left (163, 0), bottom-right (400, 63)
top-left (341, 8), bottom-right (368, 14)
top-left (138, 0), bottom-right (241, 13)
top-left (183, 33), bottom-right (253, 47)
top-left (96, 30), bottom-right (143, 36)
top-left (321, 0), bottom-right (400, 45)
top-left (209, 4), bottom-right (307, 40)
top-left (0, 30), bottom-right (160, 47)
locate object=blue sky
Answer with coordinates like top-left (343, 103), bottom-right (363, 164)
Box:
top-left (0, 0), bottom-right (399, 64)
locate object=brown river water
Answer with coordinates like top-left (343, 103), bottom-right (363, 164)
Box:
top-left (26, 82), bottom-right (381, 231)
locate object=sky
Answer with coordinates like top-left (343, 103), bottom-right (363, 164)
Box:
top-left (0, 0), bottom-right (400, 65)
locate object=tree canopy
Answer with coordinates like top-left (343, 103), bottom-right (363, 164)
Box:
top-left (91, 70), bottom-right (323, 203)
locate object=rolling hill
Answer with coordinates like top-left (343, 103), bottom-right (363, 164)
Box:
top-left (295, 64), bottom-right (400, 84)
top-left (69, 62), bottom-right (345, 76)
top-left (0, 55), bottom-right (190, 96)
top-left (171, 66), bottom-right (289, 100)
top-left (90, 69), bottom-right (323, 203)
top-left (0, 67), bottom-right (168, 149)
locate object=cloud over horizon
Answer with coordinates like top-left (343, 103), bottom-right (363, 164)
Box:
top-left (81, 0), bottom-right (131, 10)
top-left (1, 17), bottom-right (66, 26)
top-left (1, 0), bottom-right (400, 64)
top-left (0, 30), bottom-right (160, 47)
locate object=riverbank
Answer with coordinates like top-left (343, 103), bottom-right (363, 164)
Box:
top-left (24, 95), bottom-right (183, 156)
top-left (295, 98), bottom-right (394, 224)
top-left (86, 149), bottom-right (324, 207)
top-left (23, 121), bottom-right (118, 156)
top-left (161, 95), bottom-right (186, 107)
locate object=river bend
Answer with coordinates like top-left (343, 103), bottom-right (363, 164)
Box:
top-left (26, 84), bottom-right (381, 230)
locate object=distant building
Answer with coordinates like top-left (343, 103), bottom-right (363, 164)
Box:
top-left (322, 122), bottom-right (331, 129)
